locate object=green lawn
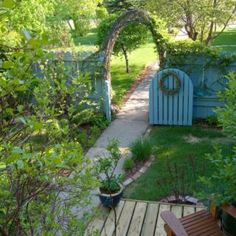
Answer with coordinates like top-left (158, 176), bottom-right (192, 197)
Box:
top-left (111, 43), bottom-right (157, 106)
top-left (212, 28), bottom-right (236, 51)
top-left (74, 28), bottom-right (98, 53)
top-left (124, 126), bottom-right (235, 201)
top-left (74, 28), bottom-right (157, 106)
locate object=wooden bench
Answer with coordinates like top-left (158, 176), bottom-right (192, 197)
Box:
top-left (161, 209), bottom-right (225, 236)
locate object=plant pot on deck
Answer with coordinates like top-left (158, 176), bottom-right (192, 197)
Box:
top-left (99, 184), bottom-right (123, 208)
top-left (221, 204), bottom-right (236, 236)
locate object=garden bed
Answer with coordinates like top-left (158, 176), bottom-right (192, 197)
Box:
top-left (124, 126), bottom-right (235, 202)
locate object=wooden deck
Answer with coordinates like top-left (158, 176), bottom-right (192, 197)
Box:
top-left (84, 199), bottom-right (205, 236)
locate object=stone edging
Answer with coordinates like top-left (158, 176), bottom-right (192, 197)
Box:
top-left (123, 125), bottom-right (154, 187)
top-left (123, 157), bottom-right (154, 187)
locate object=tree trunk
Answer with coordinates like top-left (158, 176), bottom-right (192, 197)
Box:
top-left (205, 0), bottom-right (217, 45)
top-left (121, 44), bottom-right (129, 73)
top-left (0, 227), bottom-right (8, 236)
top-left (184, 0), bottom-right (198, 41)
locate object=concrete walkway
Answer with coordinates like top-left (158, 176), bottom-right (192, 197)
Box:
top-left (86, 63), bottom-right (158, 206)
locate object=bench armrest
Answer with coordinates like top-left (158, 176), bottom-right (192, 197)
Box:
top-left (161, 211), bottom-right (188, 236)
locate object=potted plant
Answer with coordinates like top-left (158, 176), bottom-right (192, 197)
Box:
top-left (95, 139), bottom-right (123, 208)
top-left (199, 146), bottom-right (236, 235)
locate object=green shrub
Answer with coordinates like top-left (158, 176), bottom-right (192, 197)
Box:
top-left (206, 115), bottom-right (219, 127)
top-left (130, 137), bottom-right (153, 162)
top-left (123, 158), bottom-right (135, 171)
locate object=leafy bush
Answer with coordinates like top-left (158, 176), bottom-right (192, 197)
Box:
top-left (206, 116), bottom-right (219, 127)
top-left (0, 40), bottom-right (99, 235)
top-left (216, 72), bottom-right (236, 138)
top-left (130, 137), bottom-right (153, 162)
top-left (198, 73), bottom-right (236, 206)
top-left (199, 146), bottom-right (236, 205)
top-left (0, 2), bottom-right (103, 234)
top-left (95, 139), bottom-right (122, 194)
top-left (164, 40), bottom-right (236, 69)
top-left (123, 158), bottom-right (135, 172)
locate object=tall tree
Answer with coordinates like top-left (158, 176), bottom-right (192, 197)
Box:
top-left (61, 0), bottom-right (102, 36)
top-left (143, 0), bottom-right (236, 44)
top-left (0, 0), bottom-right (73, 48)
top-left (104, 0), bottom-right (137, 13)
top-left (97, 14), bottom-right (149, 73)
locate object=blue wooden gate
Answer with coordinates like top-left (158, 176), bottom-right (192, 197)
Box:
top-left (149, 68), bottom-right (193, 125)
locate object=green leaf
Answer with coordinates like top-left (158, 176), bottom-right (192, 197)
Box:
top-left (17, 105), bottom-right (24, 113)
top-left (2, 61), bottom-right (14, 69)
top-left (29, 39), bottom-right (41, 48)
top-left (2, 0), bottom-right (15, 9)
top-left (21, 29), bottom-right (32, 40)
top-left (13, 147), bottom-right (23, 154)
top-left (19, 117), bottom-right (27, 125)
top-left (16, 160), bottom-right (24, 169)
top-left (0, 162), bottom-right (6, 170)
top-left (6, 108), bottom-right (13, 115)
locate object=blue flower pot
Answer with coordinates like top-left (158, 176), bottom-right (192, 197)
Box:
top-left (99, 184), bottom-right (123, 208)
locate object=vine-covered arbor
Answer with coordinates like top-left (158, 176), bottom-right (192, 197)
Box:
top-left (98, 9), bottom-right (166, 120)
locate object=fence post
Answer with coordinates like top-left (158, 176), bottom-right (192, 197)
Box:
top-left (104, 80), bottom-right (111, 122)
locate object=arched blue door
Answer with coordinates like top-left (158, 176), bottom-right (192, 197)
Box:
top-left (149, 68), bottom-right (193, 125)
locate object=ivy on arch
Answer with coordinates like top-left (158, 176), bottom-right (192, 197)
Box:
top-left (100, 9), bottom-right (167, 81)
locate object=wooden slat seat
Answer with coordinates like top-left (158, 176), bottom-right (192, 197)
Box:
top-left (161, 210), bottom-right (225, 236)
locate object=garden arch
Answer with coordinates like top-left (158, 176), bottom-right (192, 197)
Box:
top-left (99, 9), bottom-right (166, 121)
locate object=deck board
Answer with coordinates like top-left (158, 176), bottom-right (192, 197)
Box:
top-left (141, 203), bottom-right (159, 236)
top-left (171, 205), bottom-right (183, 218)
top-left (101, 200), bottom-right (125, 236)
top-left (127, 202), bottom-right (147, 236)
top-left (84, 206), bottom-right (109, 236)
top-left (84, 199), bottom-right (205, 236)
top-left (183, 205), bottom-right (195, 216)
top-left (155, 203), bottom-right (171, 236)
top-left (115, 200), bottom-right (136, 236)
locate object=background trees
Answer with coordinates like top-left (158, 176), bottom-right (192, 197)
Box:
top-left (60, 0), bottom-right (103, 36)
top-left (142, 0), bottom-right (236, 44)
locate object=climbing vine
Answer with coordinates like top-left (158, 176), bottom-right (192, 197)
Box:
top-left (100, 9), bottom-right (168, 81)
top-left (163, 40), bottom-right (236, 72)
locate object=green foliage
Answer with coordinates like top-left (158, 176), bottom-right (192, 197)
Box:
top-left (0, 0), bottom-right (102, 49)
top-left (143, 0), bottom-right (236, 44)
top-left (130, 137), bottom-right (153, 162)
top-left (97, 14), bottom-right (149, 72)
top-left (199, 146), bottom-right (236, 205)
top-left (123, 158), bottom-right (135, 171)
top-left (216, 73), bottom-right (236, 138)
top-left (164, 40), bottom-right (236, 70)
top-left (104, 0), bottom-right (138, 13)
top-left (0, 0), bottom-right (61, 48)
top-left (0, 27), bottom-right (101, 235)
top-left (0, 1), bottom-right (109, 234)
top-left (155, 155), bottom-right (205, 202)
top-left (124, 126), bottom-right (233, 201)
top-left (95, 139), bottom-right (123, 193)
top-left (206, 116), bottom-right (219, 127)
top-left (96, 5), bottom-right (109, 21)
top-left (61, 0), bottom-right (102, 36)
top-left (198, 73), bottom-right (236, 206)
